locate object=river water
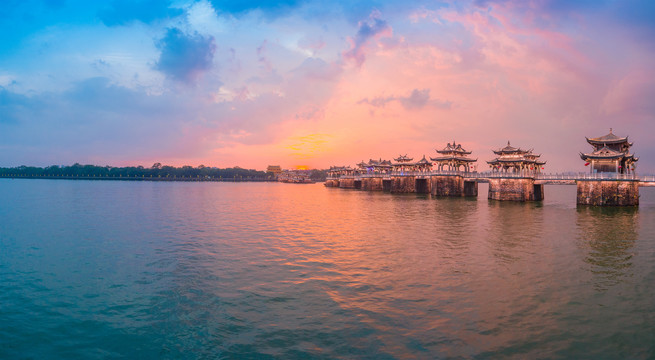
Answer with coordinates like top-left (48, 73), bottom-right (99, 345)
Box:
top-left (1, 179), bottom-right (654, 359)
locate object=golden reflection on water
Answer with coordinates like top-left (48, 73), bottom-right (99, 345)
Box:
top-left (575, 206), bottom-right (638, 291)
top-left (183, 182), bottom-right (652, 357)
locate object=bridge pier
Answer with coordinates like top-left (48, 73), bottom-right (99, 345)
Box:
top-left (362, 177), bottom-right (384, 191)
top-left (339, 178), bottom-right (355, 189)
top-left (488, 177), bottom-right (544, 202)
top-left (390, 176), bottom-right (416, 193)
top-left (576, 179), bottom-right (639, 206)
top-left (430, 175), bottom-right (478, 197)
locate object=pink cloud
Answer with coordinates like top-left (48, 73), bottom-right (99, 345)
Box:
top-left (343, 10), bottom-right (393, 67)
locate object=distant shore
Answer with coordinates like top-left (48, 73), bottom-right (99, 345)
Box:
top-left (0, 164), bottom-right (328, 182)
top-left (0, 174), bottom-right (275, 182)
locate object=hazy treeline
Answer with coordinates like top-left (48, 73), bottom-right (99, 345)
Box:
top-left (306, 170), bottom-right (328, 181)
top-left (0, 163), bottom-right (329, 181)
top-left (0, 163), bottom-right (269, 179)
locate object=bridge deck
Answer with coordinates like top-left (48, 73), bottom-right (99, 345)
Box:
top-left (331, 172), bottom-right (655, 186)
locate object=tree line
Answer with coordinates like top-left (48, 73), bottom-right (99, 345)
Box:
top-left (0, 163), bottom-right (329, 181)
top-left (0, 163), bottom-right (269, 180)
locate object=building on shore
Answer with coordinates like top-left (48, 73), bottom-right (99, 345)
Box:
top-left (431, 141), bottom-right (477, 172)
top-left (580, 129), bottom-right (638, 174)
top-left (487, 141), bottom-right (545, 175)
top-left (266, 165), bottom-right (282, 177)
top-left (277, 170), bottom-right (315, 183)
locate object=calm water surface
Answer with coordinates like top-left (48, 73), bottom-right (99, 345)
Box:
top-left (1, 179), bottom-right (654, 359)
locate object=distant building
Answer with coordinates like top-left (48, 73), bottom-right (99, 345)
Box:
top-left (580, 129), bottom-right (638, 174)
top-left (487, 141), bottom-right (545, 174)
top-left (266, 165), bottom-right (282, 175)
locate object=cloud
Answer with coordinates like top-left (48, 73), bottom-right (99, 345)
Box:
top-left (0, 87), bottom-right (30, 124)
top-left (0, 77), bottom-right (230, 165)
top-left (98, 0), bottom-right (183, 26)
top-left (344, 10), bottom-right (392, 67)
top-left (291, 57), bottom-right (341, 81)
top-left (358, 89), bottom-right (452, 110)
top-left (155, 28), bottom-right (217, 84)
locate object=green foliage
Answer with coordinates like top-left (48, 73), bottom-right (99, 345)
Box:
top-left (308, 169), bottom-right (328, 181)
top-left (0, 164), bottom-right (271, 180)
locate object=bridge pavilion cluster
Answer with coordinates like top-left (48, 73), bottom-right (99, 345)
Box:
top-left (356, 159), bottom-right (393, 174)
top-left (325, 130), bottom-right (642, 206)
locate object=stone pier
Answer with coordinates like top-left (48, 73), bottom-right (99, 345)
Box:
top-left (576, 180), bottom-right (639, 206)
top-left (362, 177), bottom-right (384, 191)
top-left (339, 178), bottom-right (355, 189)
top-left (390, 176), bottom-right (432, 194)
top-left (390, 176), bottom-right (416, 193)
top-left (430, 175), bottom-right (478, 197)
top-left (488, 178), bottom-right (544, 202)
top-left (324, 179), bottom-right (340, 187)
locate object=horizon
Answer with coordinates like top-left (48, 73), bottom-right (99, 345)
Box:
top-left (1, 1), bottom-right (654, 172)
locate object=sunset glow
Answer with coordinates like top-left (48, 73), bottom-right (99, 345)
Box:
top-left (1, 1), bottom-right (654, 172)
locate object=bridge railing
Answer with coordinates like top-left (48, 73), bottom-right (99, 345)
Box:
top-left (329, 172), bottom-right (655, 182)
top-left (538, 173), bottom-right (638, 181)
top-left (640, 175), bottom-right (655, 182)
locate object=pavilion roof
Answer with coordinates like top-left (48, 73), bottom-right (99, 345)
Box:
top-left (431, 155), bottom-right (477, 163)
top-left (492, 141), bottom-right (531, 155)
top-left (487, 158), bottom-right (546, 165)
top-left (586, 129), bottom-right (630, 145)
top-left (580, 145), bottom-right (638, 161)
top-left (415, 155), bottom-right (432, 165)
top-left (394, 154), bottom-right (413, 162)
top-left (436, 141), bottom-right (472, 155)
top-left (392, 155), bottom-right (432, 167)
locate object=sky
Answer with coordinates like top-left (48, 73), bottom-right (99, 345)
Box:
top-left (0, 0), bottom-right (654, 172)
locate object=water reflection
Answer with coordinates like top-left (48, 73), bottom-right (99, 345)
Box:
top-left (575, 207), bottom-right (638, 291)
top-left (429, 197), bottom-right (479, 273)
top-left (484, 201), bottom-right (544, 265)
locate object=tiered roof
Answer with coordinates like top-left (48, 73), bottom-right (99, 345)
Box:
top-left (580, 129), bottom-right (638, 173)
top-left (394, 154), bottom-right (413, 163)
top-left (492, 141), bottom-right (532, 155)
top-left (392, 155), bottom-right (432, 169)
top-left (431, 141), bottom-right (476, 163)
top-left (415, 155), bottom-right (432, 166)
top-left (586, 129), bottom-right (632, 147)
top-left (357, 159), bottom-right (393, 171)
top-left (487, 141), bottom-right (545, 169)
top-left (436, 141), bottom-right (472, 155)
top-left (582, 129), bottom-right (636, 158)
